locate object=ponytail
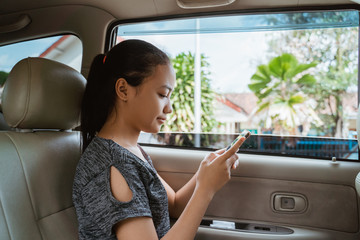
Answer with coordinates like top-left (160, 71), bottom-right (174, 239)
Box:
top-left (81, 40), bottom-right (170, 151)
top-left (81, 54), bottom-right (113, 150)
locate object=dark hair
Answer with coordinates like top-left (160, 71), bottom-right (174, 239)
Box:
top-left (81, 39), bottom-right (170, 150)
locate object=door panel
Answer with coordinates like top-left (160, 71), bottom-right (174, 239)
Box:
top-left (195, 226), bottom-right (334, 240)
top-left (208, 178), bottom-right (356, 232)
top-left (144, 146), bottom-right (360, 240)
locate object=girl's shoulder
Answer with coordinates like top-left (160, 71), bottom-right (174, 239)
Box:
top-left (75, 136), bottom-right (150, 188)
top-left (87, 136), bottom-right (153, 169)
top-left (78, 136), bottom-right (113, 168)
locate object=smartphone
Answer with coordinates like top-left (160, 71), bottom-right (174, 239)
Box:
top-left (226, 130), bottom-right (251, 151)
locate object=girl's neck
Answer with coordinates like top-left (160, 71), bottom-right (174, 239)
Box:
top-left (98, 122), bottom-right (148, 162)
top-left (98, 131), bottom-right (139, 149)
top-left (98, 117), bottom-right (140, 149)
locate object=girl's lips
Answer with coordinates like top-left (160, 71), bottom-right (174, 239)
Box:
top-left (157, 118), bottom-right (166, 124)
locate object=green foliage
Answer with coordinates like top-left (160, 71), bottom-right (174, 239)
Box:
top-left (0, 71), bottom-right (9, 86)
top-left (248, 53), bottom-right (319, 134)
top-left (304, 66), bottom-right (357, 136)
top-left (267, 25), bottom-right (358, 137)
top-left (162, 52), bottom-right (218, 133)
top-left (264, 11), bottom-right (358, 26)
top-left (249, 54), bottom-right (317, 99)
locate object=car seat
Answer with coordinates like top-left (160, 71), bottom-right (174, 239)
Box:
top-left (0, 57), bottom-right (86, 239)
top-left (0, 88), bottom-right (11, 131)
top-left (0, 110), bottom-right (11, 130)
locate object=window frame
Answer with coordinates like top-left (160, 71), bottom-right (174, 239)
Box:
top-left (106, 5), bottom-right (360, 162)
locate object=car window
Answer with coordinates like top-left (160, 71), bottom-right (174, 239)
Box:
top-left (0, 35), bottom-right (83, 105)
top-left (113, 10), bottom-right (359, 161)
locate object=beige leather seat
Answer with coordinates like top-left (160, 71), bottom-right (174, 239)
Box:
top-left (0, 95), bottom-right (11, 131)
top-left (0, 111), bottom-right (11, 130)
top-left (0, 57), bottom-right (86, 240)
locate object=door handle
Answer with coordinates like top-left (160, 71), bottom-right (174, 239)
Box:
top-left (272, 192), bottom-right (307, 213)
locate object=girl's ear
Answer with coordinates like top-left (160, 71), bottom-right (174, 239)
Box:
top-left (115, 78), bottom-right (128, 102)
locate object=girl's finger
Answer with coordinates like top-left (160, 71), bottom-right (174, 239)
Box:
top-left (232, 159), bottom-right (240, 169)
top-left (220, 137), bottom-right (245, 161)
top-left (214, 148), bottom-right (226, 155)
top-left (226, 153), bottom-right (238, 168)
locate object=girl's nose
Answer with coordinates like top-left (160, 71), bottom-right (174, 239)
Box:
top-left (164, 101), bottom-right (173, 114)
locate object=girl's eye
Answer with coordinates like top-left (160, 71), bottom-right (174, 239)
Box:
top-left (159, 93), bottom-right (167, 98)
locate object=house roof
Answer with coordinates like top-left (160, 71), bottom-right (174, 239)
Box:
top-left (221, 92), bottom-right (258, 115)
top-left (218, 91), bottom-right (357, 118)
top-left (216, 95), bottom-right (245, 113)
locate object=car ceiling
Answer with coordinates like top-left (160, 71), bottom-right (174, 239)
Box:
top-left (0, 0), bottom-right (358, 20)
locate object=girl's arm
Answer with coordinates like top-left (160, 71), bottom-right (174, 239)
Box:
top-left (113, 136), bottom-right (245, 240)
top-left (113, 184), bottom-right (213, 240)
top-left (158, 172), bottom-right (196, 219)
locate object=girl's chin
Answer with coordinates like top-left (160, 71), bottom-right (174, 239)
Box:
top-left (142, 126), bottom-right (162, 134)
top-left (141, 121), bottom-right (164, 133)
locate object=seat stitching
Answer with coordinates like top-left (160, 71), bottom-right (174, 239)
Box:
top-left (0, 196), bottom-right (12, 239)
top-left (15, 58), bottom-right (32, 127)
top-left (4, 132), bottom-right (43, 238)
top-left (37, 205), bottom-right (74, 221)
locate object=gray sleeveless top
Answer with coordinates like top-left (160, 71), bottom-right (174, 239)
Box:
top-left (72, 136), bottom-right (170, 239)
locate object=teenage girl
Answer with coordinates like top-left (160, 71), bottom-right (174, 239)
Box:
top-left (72, 39), bottom-right (246, 240)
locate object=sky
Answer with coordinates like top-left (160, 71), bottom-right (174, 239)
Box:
top-left (122, 32), bottom-right (269, 94)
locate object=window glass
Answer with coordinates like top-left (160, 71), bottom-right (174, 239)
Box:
top-left (115, 10), bottom-right (359, 160)
top-left (0, 35), bottom-right (83, 99)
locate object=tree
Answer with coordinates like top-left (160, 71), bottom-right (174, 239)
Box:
top-left (161, 52), bottom-right (218, 133)
top-left (248, 53), bottom-right (321, 135)
top-left (0, 71), bottom-right (9, 86)
top-left (265, 11), bottom-right (358, 137)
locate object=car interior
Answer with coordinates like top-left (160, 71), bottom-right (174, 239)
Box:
top-left (1, 0), bottom-right (360, 240)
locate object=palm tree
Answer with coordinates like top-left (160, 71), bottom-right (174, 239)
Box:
top-left (248, 53), bottom-right (322, 135)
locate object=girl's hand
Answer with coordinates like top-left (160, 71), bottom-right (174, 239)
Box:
top-left (195, 136), bottom-right (245, 197)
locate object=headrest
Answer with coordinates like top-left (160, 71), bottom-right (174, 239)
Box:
top-left (1, 57), bottom-right (86, 130)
